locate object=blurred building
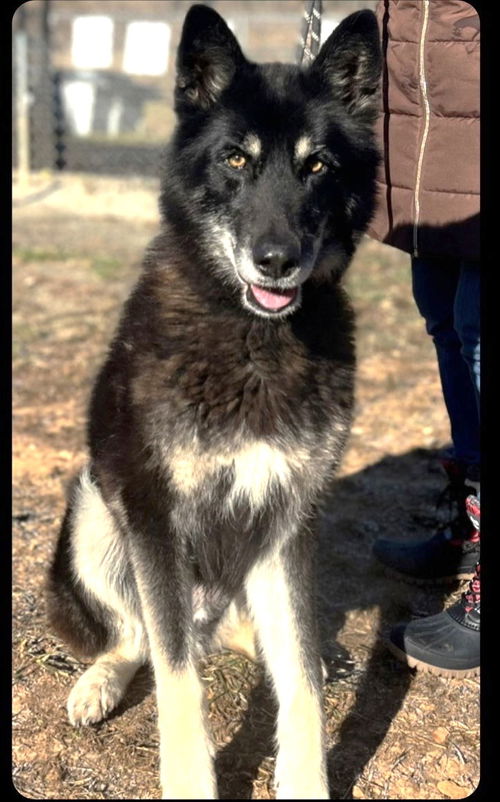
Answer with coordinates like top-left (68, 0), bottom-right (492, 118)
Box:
top-left (13, 0), bottom-right (376, 177)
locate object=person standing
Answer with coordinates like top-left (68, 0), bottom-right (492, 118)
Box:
top-left (367, 0), bottom-right (480, 676)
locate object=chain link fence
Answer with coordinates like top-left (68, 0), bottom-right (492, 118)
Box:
top-left (13, 0), bottom-right (376, 180)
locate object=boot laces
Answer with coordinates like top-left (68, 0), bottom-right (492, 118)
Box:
top-left (436, 474), bottom-right (478, 544)
top-left (463, 563), bottom-right (480, 612)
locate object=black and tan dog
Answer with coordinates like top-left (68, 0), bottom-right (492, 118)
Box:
top-left (48, 6), bottom-right (381, 798)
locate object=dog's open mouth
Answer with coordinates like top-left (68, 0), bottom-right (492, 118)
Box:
top-left (246, 284), bottom-right (299, 315)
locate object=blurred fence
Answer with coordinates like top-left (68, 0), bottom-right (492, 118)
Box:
top-left (13, 0), bottom-right (376, 180)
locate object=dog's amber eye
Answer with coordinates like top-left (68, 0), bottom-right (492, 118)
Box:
top-left (226, 153), bottom-right (247, 170)
top-left (309, 159), bottom-right (325, 174)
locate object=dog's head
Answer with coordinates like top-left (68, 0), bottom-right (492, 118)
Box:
top-left (161, 4), bottom-right (381, 319)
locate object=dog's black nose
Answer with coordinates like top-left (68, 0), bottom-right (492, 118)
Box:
top-left (253, 240), bottom-right (300, 280)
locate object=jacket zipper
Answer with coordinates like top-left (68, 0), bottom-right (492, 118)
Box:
top-left (413, 0), bottom-right (431, 257)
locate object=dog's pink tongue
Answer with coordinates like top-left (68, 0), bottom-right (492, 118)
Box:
top-left (250, 285), bottom-right (297, 310)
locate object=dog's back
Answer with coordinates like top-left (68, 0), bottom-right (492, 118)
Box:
top-left (48, 6), bottom-right (381, 798)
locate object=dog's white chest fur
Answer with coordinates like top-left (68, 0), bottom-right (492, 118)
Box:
top-left (170, 441), bottom-right (304, 511)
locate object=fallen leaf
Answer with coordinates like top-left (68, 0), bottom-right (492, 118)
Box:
top-left (437, 780), bottom-right (469, 798)
top-left (432, 727), bottom-right (449, 744)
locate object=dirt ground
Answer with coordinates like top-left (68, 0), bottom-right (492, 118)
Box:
top-left (12, 173), bottom-right (479, 800)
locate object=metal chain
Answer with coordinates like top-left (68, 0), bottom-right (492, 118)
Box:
top-left (298, 0), bottom-right (323, 65)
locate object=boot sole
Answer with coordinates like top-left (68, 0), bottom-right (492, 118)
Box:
top-left (380, 564), bottom-right (475, 587)
top-left (386, 639), bottom-right (480, 678)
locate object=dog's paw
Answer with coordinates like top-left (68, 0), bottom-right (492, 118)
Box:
top-left (67, 664), bottom-right (126, 726)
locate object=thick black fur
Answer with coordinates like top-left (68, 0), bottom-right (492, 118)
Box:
top-left (47, 6), bottom-right (381, 797)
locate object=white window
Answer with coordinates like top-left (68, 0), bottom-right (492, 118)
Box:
top-left (122, 22), bottom-right (171, 76)
top-left (62, 81), bottom-right (95, 136)
top-left (321, 18), bottom-right (340, 45)
top-left (71, 16), bottom-right (114, 69)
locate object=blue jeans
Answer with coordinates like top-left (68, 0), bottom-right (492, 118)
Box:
top-left (412, 258), bottom-right (480, 467)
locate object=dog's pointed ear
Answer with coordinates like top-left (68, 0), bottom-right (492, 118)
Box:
top-left (175, 4), bottom-right (245, 112)
top-left (309, 10), bottom-right (381, 121)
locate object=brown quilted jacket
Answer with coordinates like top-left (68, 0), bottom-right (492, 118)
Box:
top-left (367, 0), bottom-right (480, 259)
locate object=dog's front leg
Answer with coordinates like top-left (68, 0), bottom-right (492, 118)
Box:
top-left (245, 533), bottom-right (329, 800)
top-left (128, 527), bottom-right (216, 800)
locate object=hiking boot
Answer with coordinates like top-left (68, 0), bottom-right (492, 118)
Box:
top-left (385, 496), bottom-right (480, 677)
top-left (372, 460), bottom-right (480, 584)
top-left (386, 561), bottom-right (480, 677)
